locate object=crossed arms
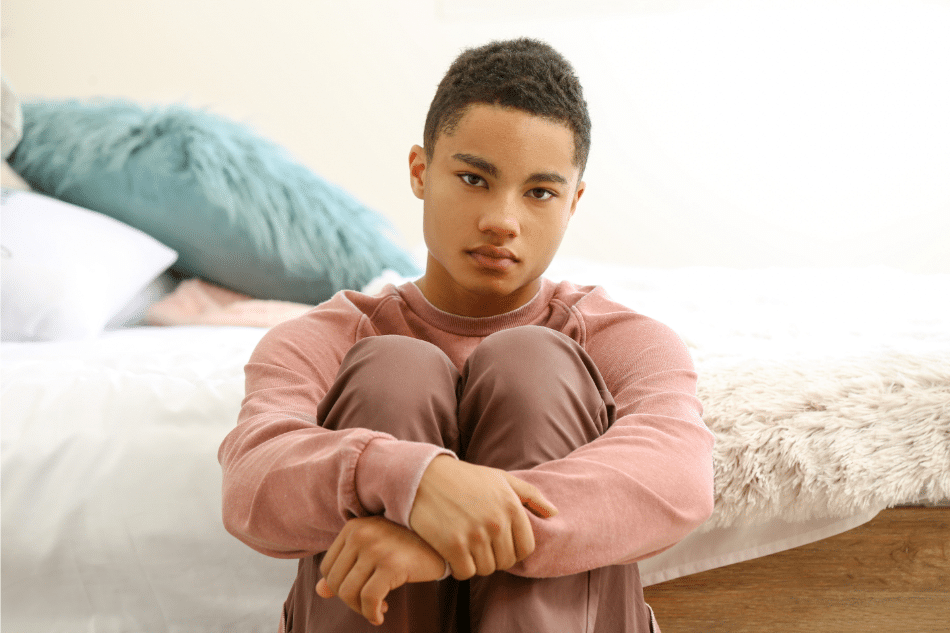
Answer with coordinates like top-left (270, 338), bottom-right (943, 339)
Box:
top-left (315, 455), bottom-right (557, 625)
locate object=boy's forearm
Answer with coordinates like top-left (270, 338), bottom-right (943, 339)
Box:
top-left (219, 411), bottom-right (456, 558)
top-left (503, 416), bottom-right (715, 578)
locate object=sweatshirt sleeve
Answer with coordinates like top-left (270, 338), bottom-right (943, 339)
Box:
top-left (507, 290), bottom-right (715, 577)
top-left (217, 299), bottom-right (453, 559)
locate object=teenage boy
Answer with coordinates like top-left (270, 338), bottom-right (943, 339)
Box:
top-left (219, 38), bottom-right (715, 633)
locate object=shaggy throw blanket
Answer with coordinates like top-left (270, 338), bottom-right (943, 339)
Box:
top-left (697, 349), bottom-right (950, 532)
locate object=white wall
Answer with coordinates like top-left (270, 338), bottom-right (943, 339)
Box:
top-left (3, 0), bottom-right (949, 272)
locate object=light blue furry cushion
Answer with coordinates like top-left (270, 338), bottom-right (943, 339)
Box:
top-left (9, 100), bottom-right (419, 303)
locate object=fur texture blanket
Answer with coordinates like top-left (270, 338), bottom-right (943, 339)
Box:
top-left (697, 349), bottom-right (950, 531)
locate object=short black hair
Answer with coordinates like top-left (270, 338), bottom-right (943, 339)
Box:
top-left (423, 38), bottom-right (591, 176)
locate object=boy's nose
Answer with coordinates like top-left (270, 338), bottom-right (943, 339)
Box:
top-left (477, 197), bottom-right (520, 238)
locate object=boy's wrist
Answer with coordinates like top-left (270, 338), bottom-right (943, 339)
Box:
top-left (355, 437), bottom-right (457, 527)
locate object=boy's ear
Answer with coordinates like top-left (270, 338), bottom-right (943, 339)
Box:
top-left (409, 144), bottom-right (427, 200)
top-left (569, 181), bottom-right (586, 218)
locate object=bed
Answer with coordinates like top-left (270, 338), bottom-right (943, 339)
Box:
top-left (3, 98), bottom-right (949, 633)
top-left (3, 253), bottom-right (948, 631)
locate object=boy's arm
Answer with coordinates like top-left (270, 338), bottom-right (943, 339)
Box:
top-left (503, 300), bottom-right (715, 578)
top-left (218, 307), bottom-right (454, 558)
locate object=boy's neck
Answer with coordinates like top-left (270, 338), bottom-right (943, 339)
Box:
top-left (414, 268), bottom-right (543, 318)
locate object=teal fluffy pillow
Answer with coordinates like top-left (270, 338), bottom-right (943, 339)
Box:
top-left (9, 100), bottom-right (419, 303)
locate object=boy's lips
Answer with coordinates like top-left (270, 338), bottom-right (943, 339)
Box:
top-left (467, 245), bottom-right (518, 270)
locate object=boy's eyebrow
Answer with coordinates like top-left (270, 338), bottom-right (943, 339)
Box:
top-left (453, 153), bottom-right (498, 178)
top-left (453, 153), bottom-right (569, 185)
top-left (525, 171), bottom-right (568, 186)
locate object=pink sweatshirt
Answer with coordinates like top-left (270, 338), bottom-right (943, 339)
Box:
top-left (219, 278), bottom-right (715, 578)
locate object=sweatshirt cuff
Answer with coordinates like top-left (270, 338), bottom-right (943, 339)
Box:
top-left (355, 438), bottom-right (457, 528)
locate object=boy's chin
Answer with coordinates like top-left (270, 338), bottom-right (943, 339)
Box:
top-left (466, 276), bottom-right (542, 302)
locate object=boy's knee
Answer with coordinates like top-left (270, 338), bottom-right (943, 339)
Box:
top-left (337, 336), bottom-right (459, 409)
top-left (470, 326), bottom-right (577, 375)
top-left (323, 336), bottom-right (461, 443)
top-left (460, 326), bottom-right (614, 467)
top-left (464, 325), bottom-right (610, 416)
top-left (346, 336), bottom-right (455, 379)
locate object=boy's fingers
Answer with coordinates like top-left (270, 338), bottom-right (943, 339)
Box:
top-left (470, 534), bottom-right (499, 577)
top-left (492, 528), bottom-right (519, 570)
top-left (336, 560), bottom-right (377, 617)
top-left (374, 600), bottom-right (389, 626)
top-left (323, 545), bottom-right (360, 599)
top-left (315, 577), bottom-right (334, 598)
top-left (319, 530), bottom-right (345, 578)
top-left (360, 571), bottom-right (397, 625)
top-left (447, 552), bottom-right (477, 581)
top-left (509, 505), bottom-right (537, 562)
top-left (317, 569), bottom-right (389, 626)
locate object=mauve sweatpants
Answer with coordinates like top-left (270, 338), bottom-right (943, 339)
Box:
top-left (281, 325), bottom-right (657, 633)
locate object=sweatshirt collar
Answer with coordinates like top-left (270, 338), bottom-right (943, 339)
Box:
top-left (397, 279), bottom-right (556, 337)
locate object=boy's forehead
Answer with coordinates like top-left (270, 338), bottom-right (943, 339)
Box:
top-left (431, 104), bottom-right (579, 173)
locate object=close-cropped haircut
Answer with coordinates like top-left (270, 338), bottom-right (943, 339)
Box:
top-left (423, 38), bottom-right (591, 175)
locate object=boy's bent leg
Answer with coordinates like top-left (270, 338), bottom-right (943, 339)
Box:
top-left (458, 325), bottom-right (613, 468)
top-left (318, 335), bottom-right (461, 447)
top-left (285, 335), bottom-right (461, 633)
top-left (459, 326), bottom-right (652, 633)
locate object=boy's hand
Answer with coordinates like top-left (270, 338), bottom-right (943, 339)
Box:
top-left (316, 516), bottom-right (446, 626)
top-left (408, 455), bottom-right (558, 580)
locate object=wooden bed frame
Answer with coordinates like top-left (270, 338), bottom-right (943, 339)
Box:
top-left (643, 506), bottom-right (950, 632)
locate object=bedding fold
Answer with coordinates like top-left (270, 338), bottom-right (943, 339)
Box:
top-left (146, 278), bottom-right (313, 327)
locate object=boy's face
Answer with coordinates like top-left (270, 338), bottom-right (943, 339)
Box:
top-left (409, 104), bottom-right (585, 317)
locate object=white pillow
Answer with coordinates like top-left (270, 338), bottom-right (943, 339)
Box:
top-left (1, 189), bottom-right (178, 341)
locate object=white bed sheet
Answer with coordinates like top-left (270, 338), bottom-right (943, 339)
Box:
top-left (639, 506), bottom-right (881, 586)
top-left (2, 327), bottom-right (294, 633)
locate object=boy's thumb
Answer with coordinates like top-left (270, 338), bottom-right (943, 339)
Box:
top-left (504, 473), bottom-right (558, 519)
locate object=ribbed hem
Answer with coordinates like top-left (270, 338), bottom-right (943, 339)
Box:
top-left (356, 437), bottom-right (457, 528)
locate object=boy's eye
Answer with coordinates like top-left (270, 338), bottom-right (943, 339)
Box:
top-left (527, 188), bottom-right (555, 201)
top-left (460, 173), bottom-right (487, 188)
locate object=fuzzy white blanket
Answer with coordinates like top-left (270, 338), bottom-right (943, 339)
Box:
top-left (697, 349), bottom-right (950, 530)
